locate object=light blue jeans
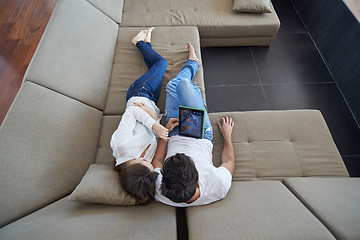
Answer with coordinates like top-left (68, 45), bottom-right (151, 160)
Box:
top-left (165, 60), bottom-right (213, 142)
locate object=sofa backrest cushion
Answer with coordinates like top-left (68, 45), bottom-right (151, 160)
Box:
top-left (209, 110), bottom-right (349, 180)
top-left (103, 26), bottom-right (205, 115)
top-left (87, 0), bottom-right (124, 24)
top-left (95, 116), bottom-right (120, 165)
top-left (120, 0), bottom-right (280, 42)
top-left (0, 82), bottom-right (103, 227)
top-left (23, 0), bottom-right (118, 110)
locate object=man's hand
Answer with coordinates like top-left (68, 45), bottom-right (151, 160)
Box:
top-left (134, 102), bottom-right (158, 120)
top-left (218, 116), bottom-right (235, 176)
top-left (166, 118), bottom-right (179, 131)
top-left (217, 116), bottom-right (234, 142)
top-left (152, 123), bottom-right (169, 140)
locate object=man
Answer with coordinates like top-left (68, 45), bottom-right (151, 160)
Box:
top-left (151, 42), bottom-right (235, 206)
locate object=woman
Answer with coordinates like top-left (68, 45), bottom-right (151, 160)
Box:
top-left (110, 28), bottom-right (177, 205)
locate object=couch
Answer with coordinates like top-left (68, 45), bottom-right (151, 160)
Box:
top-left (1, 0), bottom-right (359, 239)
top-left (87, 0), bottom-right (281, 47)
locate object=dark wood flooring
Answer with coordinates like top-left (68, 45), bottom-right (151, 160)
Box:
top-left (0, 0), bottom-right (58, 125)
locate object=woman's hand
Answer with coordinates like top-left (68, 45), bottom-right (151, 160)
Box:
top-left (217, 116), bottom-right (234, 142)
top-left (152, 123), bottom-right (169, 140)
top-left (134, 102), bottom-right (158, 120)
top-left (166, 118), bottom-right (179, 132)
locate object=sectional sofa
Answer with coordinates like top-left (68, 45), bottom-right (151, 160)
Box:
top-left (1, 0), bottom-right (359, 239)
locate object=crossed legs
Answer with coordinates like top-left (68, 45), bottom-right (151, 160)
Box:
top-left (126, 28), bottom-right (168, 104)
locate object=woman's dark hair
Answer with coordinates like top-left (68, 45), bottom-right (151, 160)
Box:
top-left (114, 161), bottom-right (159, 205)
top-left (160, 153), bottom-right (198, 203)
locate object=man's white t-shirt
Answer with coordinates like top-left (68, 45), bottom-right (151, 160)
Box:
top-left (154, 135), bottom-right (232, 207)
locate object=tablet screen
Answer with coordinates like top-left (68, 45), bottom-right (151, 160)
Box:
top-left (178, 106), bottom-right (205, 139)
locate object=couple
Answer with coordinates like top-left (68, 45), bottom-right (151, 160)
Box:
top-left (111, 28), bottom-right (235, 206)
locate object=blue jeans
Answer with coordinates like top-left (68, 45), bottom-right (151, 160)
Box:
top-left (126, 41), bottom-right (168, 104)
top-left (165, 60), bottom-right (213, 142)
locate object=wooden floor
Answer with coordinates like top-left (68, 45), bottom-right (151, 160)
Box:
top-left (0, 0), bottom-right (58, 126)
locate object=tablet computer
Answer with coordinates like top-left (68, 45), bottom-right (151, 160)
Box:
top-left (178, 106), bottom-right (205, 139)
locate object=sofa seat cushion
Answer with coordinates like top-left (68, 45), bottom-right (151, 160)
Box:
top-left (95, 116), bottom-right (121, 165)
top-left (0, 82), bottom-right (103, 228)
top-left (187, 181), bottom-right (335, 240)
top-left (284, 177), bottom-right (360, 240)
top-left (121, 0), bottom-right (280, 46)
top-left (0, 198), bottom-right (177, 240)
top-left (24, 0), bottom-right (118, 110)
top-left (209, 110), bottom-right (349, 181)
top-left (104, 26), bottom-right (205, 115)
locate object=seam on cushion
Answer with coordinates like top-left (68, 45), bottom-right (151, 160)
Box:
top-left (201, 36), bottom-right (276, 40)
top-left (22, 81), bottom-right (104, 167)
top-left (84, 0), bottom-right (118, 25)
top-left (213, 139), bottom-right (335, 145)
top-left (248, 142), bottom-right (258, 178)
top-left (291, 139), bottom-right (336, 143)
top-left (287, 112), bottom-right (303, 177)
top-left (292, 141), bottom-right (304, 177)
top-left (24, 80), bottom-right (104, 112)
top-left (282, 182), bottom-right (339, 239)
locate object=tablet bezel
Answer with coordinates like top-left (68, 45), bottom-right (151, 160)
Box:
top-left (178, 106), bottom-right (205, 139)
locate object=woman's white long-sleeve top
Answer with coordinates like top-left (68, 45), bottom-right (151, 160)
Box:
top-left (110, 97), bottom-right (160, 166)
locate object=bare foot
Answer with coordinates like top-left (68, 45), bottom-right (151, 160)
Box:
top-left (187, 42), bottom-right (201, 67)
top-left (131, 30), bottom-right (147, 45)
top-left (145, 27), bottom-right (155, 43)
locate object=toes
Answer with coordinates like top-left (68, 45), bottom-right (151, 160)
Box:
top-left (145, 28), bottom-right (154, 42)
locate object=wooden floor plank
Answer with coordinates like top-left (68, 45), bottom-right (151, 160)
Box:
top-left (0, 39), bottom-right (20, 75)
top-left (0, 0), bottom-right (58, 126)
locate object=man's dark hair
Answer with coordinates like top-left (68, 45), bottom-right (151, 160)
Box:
top-left (160, 153), bottom-right (198, 203)
top-left (115, 162), bottom-right (159, 205)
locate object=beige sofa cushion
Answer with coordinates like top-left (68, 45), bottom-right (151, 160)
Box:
top-left (209, 110), bottom-right (349, 181)
top-left (284, 177), bottom-right (360, 240)
top-left (0, 82), bottom-right (103, 228)
top-left (87, 0), bottom-right (124, 23)
top-left (95, 116), bottom-right (121, 165)
top-left (97, 110), bottom-right (349, 180)
top-left (233, 0), bottom-right (272, 13)
top-left (200, 36), bottom-right (275, 47)
top-left (104, 26), bottom-right (205, 115)
top-left (187, 181), bottom-right (335, 240)
top-left (121, 0), bottom-right (280, 45)
top-left (24, 0), bottom-right (118, 110)
top-left (0, 198), bottom-right (177, 240)
top-left (68, 164), bottom-right (136, 205)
